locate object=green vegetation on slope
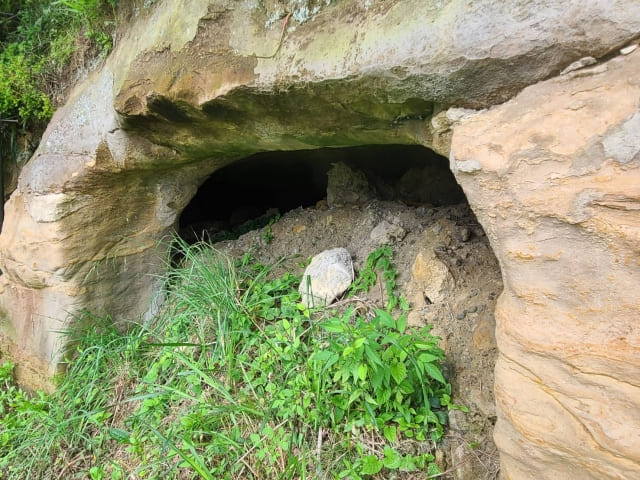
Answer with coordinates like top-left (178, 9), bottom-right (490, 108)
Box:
top-left (0, 0), bottom-right (117, 128)
top-left (0, 241), bottom-right (461, 479)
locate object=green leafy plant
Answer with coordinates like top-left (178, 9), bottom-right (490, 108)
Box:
top-left (0, 240), bottom-right (455, 478)
top-left (349, 245), bottom-right (407, 311)
top-left (312, 307), bottom-right (450, 443)
top-left (0, 0), bottom-right (117, 128)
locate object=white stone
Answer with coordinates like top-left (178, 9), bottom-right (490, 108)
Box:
top-left (299, 248), bottom-right (354, 307)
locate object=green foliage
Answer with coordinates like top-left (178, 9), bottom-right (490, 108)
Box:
top-left (0, 48), bottom-right (52, 123)
top-left (0, 241), bottom-right (454, 478)
top-left (0, 0), bottom-right (117, 127)
top-left (349, 245), bottom-right (406, 311)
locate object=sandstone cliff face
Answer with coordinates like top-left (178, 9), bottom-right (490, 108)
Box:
top-left (452, 51), bottom-right (640, 479)
top-left (0, 0), bottom-right (638, 477)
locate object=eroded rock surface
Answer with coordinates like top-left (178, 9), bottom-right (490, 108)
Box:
top-left (451, 50), bottom-right (640, 479)
top-left (0, 0), bottom-right (638, 478)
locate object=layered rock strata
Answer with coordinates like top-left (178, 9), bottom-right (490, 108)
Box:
top-left (0, 0), bottom-right (638, 477)
top-left (451, 50), bottom-right (640, 479)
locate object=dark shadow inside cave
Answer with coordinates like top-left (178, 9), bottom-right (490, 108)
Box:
top-left (178, 144), bottom-right (464, 243)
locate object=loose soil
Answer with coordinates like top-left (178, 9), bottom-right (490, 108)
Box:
top-left (214, 199), bottom-right (502, 479)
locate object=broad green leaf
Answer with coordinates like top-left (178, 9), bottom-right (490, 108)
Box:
top-left (364, 393), bottom-right (378, 406)
top-left (396, 315), bottom-right (407, 334)
top-left (321, 318), bottom-right (345, 333)
top-left (348, 389), bottom-right (363, 406)
top-left (108, 428), bottom-right (131, 444)
top-left (390, 362), bottom-right (407, 384)
top-left (357, 363), bottom-right (368, 382)
top-left (310, 350), bottom-right (338, 364)
top-left (383, 425), bottom-right (397, 443)
top-left (370, 366), bottom-right (385, 389)
top-left (375, 309), bottom-right (396, 329)
top-left (361, 455), bottom-right (383, 475)
top-left (382, 447), bottom-right (402, 469)
top-left (423, 362), bottom-right (446, 384)
top-left (364, 345), bottom-right (383, 367)
top-left (428, 462), bottom-right (442, 476)
top-left (353, 337), bottom-right (366, 349)
top-left (415, 341), bottom-right (437, 350)
top-left (418, 353), bottom-right (438, 363)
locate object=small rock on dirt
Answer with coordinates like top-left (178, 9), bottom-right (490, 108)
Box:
top-left (473, 315), bottom-right (497, 351)
top-left (299, 248), bottom-right (354, 307)
top-left (326, 162), bottom-right (375, 207)
top-left (370, 220), bottom-right (406, 245)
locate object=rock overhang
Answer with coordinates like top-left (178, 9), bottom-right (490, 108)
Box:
top-left (0, 1), bottom-right (639, 477)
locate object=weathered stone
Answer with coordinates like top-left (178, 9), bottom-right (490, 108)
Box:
top-left (472, 315), bottom-right (497, 351)
top-left (369, 220), bottom-right (406, 245)
top-left (326, 163), bottom-right (374, 208)
top-left (0, 0), bottom-right (638, 477)
top-left (451, 51), bottom-right (640, 479)
top-left (299, 248), bottom-right (354, 307)
top-left (410, 248), bottom-right (453, 305)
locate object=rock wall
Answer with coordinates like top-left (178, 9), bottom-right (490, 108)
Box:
top-left (451, 50), bottom-right (640, 478)
top-left (0, 0), bottom-right (639, 476)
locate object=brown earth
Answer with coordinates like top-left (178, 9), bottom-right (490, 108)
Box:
top-left (214, 198), bottom-right (503, 479)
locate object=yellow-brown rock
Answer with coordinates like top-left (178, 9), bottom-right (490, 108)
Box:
top-left (451, 51), bottom-right (640, 479)
top-left (0, 1), bottom-right (639, 477)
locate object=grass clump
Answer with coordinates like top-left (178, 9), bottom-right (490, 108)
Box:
top-left (0, 241), bottom-right (458, 479)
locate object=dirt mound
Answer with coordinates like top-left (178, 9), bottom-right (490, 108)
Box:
top-left (216, 199), bottom-right (502, 478)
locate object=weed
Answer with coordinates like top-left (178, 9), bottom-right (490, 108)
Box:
top-left (261, 213), bottom-right (280, 244)
top-left (349, 245), bottom-right (407, 311)
top-left (0, 241), bottom-right (455, 478)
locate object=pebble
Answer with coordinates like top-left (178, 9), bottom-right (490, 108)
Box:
top-left (370, 220), bottom-right (406, 245)
top-left (620, 44), bottom-right (638, 55)
top-left (560, 56), bottom-right (596, 75)
top-left (473, 316), bottom-right (497, 351)
top-left (460, 227), bottom-right (471, 242)
top-left (467, 305), bottom-right (478, 313)
top-left (456, 311), bottom-right (466, 320)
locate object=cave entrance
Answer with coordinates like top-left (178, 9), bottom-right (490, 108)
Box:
top-left (177, 142), bottom-right (502, 475)
top-left (178, 144), bottom-right (465, 243)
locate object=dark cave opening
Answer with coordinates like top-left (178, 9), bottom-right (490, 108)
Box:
top-left (178, 144), bottom-right (465, 243)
